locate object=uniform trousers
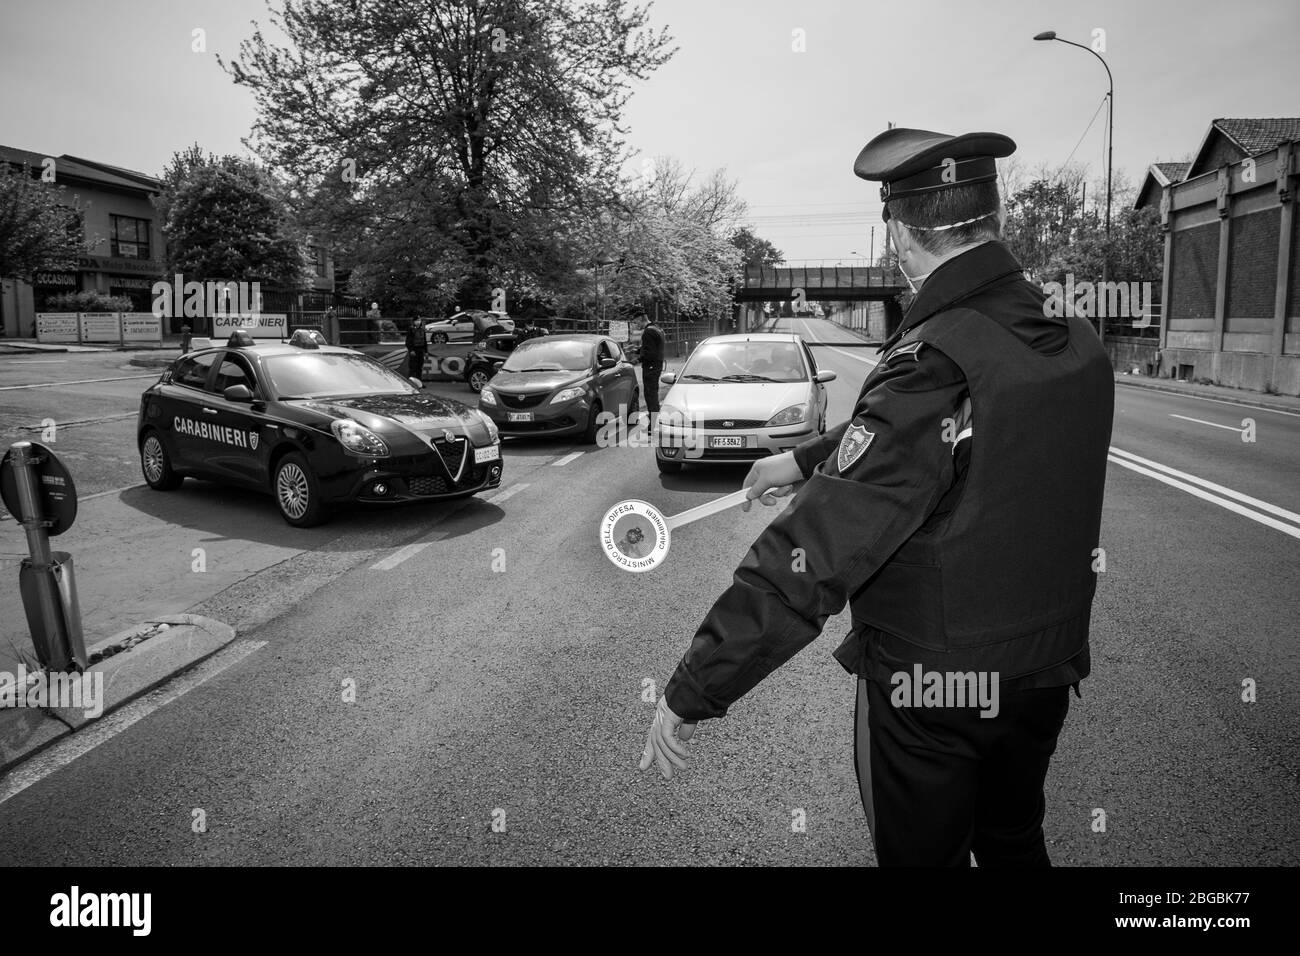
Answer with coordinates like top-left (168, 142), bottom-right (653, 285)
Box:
top-left (854, 676), bottom-right (1070, 866)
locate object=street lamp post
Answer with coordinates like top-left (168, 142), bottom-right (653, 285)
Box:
top-left (1034, 30), bottom-right (1114, 355)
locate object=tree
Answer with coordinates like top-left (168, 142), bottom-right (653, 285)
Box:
top-left (0, 162), bottom-right (85, 280)
top-left (154, 146), bottom-right (305, 286)
top-left (580, 158), bottom-right (745, 321)
top-left (222, 0), bottom-right (676, 310)
top-left (729, 226), bottom-right (783, 268)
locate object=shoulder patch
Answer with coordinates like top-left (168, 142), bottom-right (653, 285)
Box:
top-left (885, 340), bottom-right (925, 363)
top-left (837, 424), bottom-right (876, 473)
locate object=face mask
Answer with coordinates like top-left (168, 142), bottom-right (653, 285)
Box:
top-left (898, 259), bottom-right (931, 294)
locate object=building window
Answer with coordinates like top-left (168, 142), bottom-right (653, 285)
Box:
top-left (111, 215), bottom-right (151, 259)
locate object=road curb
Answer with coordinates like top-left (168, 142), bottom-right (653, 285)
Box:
top-left (1114, 376), bottom-right (1300, 414)
top-left (128, 354), bottom-right (180, 369)
top-left (0, 614), bottom-right (235, 775)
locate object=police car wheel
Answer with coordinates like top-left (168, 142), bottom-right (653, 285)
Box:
top-left (431, 332), bottom-right (448, 345)
top-left (273, 453), bottom-right (328, 527)
top-left (468, 367), bottom-right (491, 392)
top-left (581, 401), bottom-right (602, 445)
top-left (141, 431), bottom-right (184, 490)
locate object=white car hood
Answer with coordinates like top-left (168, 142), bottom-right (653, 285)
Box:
top-left (663, 381), bottom-right (810, 420)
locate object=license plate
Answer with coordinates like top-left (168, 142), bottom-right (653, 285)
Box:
top-left (507, 412), bottom-right (533, 422)
top-left (709, 435), bottom-right (745, 448)
top-left (474, 444), bottom-right (500, 463)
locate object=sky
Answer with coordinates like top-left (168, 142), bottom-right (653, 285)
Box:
top-left (1, 0), bottom-right (1296, 262)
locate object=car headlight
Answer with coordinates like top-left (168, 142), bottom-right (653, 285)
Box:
top-left (331, 419), bottom-right (389, 456)
top-left (477, 410), bottom-right (499, 442)
top-left (479, 387), bottom-right (498, 406)
top-left (551, 385), bottom-right (586, 404)
top-left (765, 404), bottom-right (808, 427)
top-left (655, 403), bottom-right (688, 430)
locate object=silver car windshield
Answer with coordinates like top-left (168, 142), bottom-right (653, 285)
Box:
top-left (680, 341), bottom-right (808, 383)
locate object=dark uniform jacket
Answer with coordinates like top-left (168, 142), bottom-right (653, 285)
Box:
top-left (663, 241), bottom-right (1114, 722)
top-left (640, 324), bottom-right (665, 364)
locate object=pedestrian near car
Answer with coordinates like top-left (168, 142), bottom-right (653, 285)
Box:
top-left (639, 127), bottom-right (1115, 867)
top-left (639, 316), bottom-right (666, 417)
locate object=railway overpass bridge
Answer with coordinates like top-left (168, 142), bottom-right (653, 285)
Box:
top-left (734, 262), bottom-right (908, 340)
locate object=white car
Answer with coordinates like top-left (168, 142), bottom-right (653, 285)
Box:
top-left (424, 310), bottom-right (515, 344)
top-left (654, 333), bottom-right (835, 473)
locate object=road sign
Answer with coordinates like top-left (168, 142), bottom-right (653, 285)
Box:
top-left (1, 441), bottom-right (78, 536)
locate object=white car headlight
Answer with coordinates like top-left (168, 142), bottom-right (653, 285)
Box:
top-left (765, 404), bottom-right (807, 427)
top-left (551, 385), bottom-right (586, 404)
top-left (479, 387), bottom-right (498, 406)
top-left (477, 410), bottom-right (499, 442)
top-left (331, 419), bottom-right (389, 457)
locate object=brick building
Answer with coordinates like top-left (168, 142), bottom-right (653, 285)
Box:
top-left (0, 144), bottom-right (337, 339)
top-left (1137, 119), bottom-right (1300, 395)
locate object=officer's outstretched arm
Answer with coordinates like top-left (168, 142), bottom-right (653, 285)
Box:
top-left (663, 347), bottom-right (966, 722)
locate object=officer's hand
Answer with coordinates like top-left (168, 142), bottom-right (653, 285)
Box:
top-left (639, 695), bottom-right (696, 780)
top-left (741, 451), bottom-right (802, 511)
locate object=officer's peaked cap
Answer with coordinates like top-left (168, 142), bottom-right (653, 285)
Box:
top-left (855, 128), bottom-right (1016, 203)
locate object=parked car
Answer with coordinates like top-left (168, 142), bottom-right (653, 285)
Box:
top-left (424, 310), bottom-right (515, 345)
top-left (463, 332), bottom-right (520, 392)
top-left (477, 334), bottom-right (639, 443)
top-left (654, 333), bottom-right (835, 473)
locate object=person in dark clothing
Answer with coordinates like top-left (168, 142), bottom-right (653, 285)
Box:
top-left (405, 317), bottom-right (427, 380)
top-left (638, 127), bottom-right (1115, 867)
top-left (639, 317), bottom-right (666, 416)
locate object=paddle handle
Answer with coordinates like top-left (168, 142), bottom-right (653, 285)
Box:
top-left (666, 488), bottom-right (753, 530)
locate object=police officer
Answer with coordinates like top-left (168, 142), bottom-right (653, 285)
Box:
top-left (406, 315), bottom-right (427, 380)
top-left (639, 315), bottom-right (666, 416)
top-left (638, 128), bottom-right (1115, 867)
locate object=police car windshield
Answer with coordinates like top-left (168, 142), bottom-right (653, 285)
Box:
top-left (263, 353), bottom-right (417, 399)
top-left (500, 340), bottom-right (592, 373)
top-left (682, 341), bottom-right (807, 383)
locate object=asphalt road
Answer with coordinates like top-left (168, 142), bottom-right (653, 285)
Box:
top-left (0, 324), bottom-right (1296, 866)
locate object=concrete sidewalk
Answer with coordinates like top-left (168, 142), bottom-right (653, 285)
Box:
top-left (1114, 371), bottom-right (1300, 414)
top-left (0, 485), bottom-right (306, 681)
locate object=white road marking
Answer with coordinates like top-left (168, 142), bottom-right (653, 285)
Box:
top-left (369, 541), bottom-right (434, 571)
top-left (552, 451), bottom-right (584, 466)
top-left (0, 373), bottom-right (158, 391)
top-left (483, 483), bottom-right (528, 503)
top-left (1119, 385), bottom-right (1300, 419)
top-left (0, 640), bottom-right (267, 806)
top-left (1108, 447), bottom-right (1300, 539)
top-left (1169, 413), bottom-right (1248, 433)
top-left (794, 318), bottom-right (880, 367)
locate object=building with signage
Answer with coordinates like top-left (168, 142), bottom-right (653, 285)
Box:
top-left (1135, 118), bottom-right (1300, 396)
top-left (1, 144), bottom-right (338, 339)
top-left (0, 146), bottom-right (168, 337)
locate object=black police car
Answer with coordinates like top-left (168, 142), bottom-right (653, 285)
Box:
top-left (137, 330), bottom-right (503, 527)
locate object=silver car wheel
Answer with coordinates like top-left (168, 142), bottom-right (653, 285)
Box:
top-left (142, 435), bottom-right (165, 482)
top-left (276, 462), bottom-right (311, 519)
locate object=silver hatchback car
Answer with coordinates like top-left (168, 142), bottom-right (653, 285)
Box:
top-left (654, 333), bottom-right (835, 473)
